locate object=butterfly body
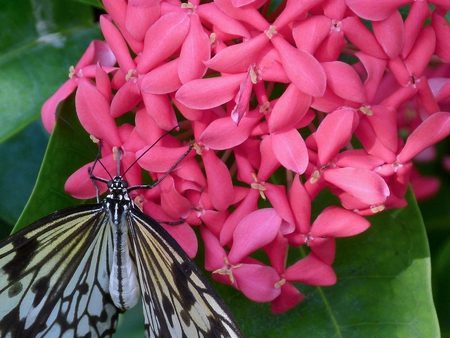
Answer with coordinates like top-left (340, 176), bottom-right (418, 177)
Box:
top-left (0, 174), bottom-right (243, 337)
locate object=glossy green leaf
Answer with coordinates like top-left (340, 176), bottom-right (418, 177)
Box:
top-left (0, 0), bottom-right (101, 142)
top-left (13, 98), bottom-right (96, 232)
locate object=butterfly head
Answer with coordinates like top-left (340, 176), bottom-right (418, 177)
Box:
top-left (106, 176), bottom-right (130, 202)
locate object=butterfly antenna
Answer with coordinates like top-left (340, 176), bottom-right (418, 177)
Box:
top-left (128, 142), bottom-right (193, 192)
top-left (122, 125), bottom-right (180, 177)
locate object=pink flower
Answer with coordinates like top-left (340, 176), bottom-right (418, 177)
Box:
top-left (42, 0), bottom-right (450, 314)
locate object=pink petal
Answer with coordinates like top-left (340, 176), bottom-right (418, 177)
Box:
top-left (202, 149), bottom-right (234, 211)
top-left (268, 83), bottom-right (311, 133)
top-left (176, 74), bottom-right (246, 109)
top-left (401, 1), bottom-right (431, 58)
top-left (309, 237), bottom-right (336, 265)
top-left (264, 184), bottom-right (295, 235)
top-left (234, 264), bottom-right (281, 302)
top-left (75, 80), bottom-right (122, 146)
top-left (346, 0), bottom-right (410, 21)
top-left (196, 3), bottom-right (251, 40)
top-left (65, 155), bottom-right (116, 199)
top-left (404, 26), bottom-right (436, 77)
top-left (323, 167), bottom-right (390, 205)
top-left (214, 0), bottom-right (269, 31)
top-left (201, 227), bottom-right (227, 271)
top-left (272, 0), bottom-right (323, 29)
top-left (356, 52), bottom-right (387, 103)
top-left (315, 108), bottom-right (359, 165)
top-left (433, 10), bottom-right (450, 63)
top-left (178, 14), bottom-right (210, 83)
top-left (398, 112), bottom-right (450, 163)
top-left (200, 112), bottom-right (260, 150)
top-left (312, 206), bottom-right (371, 237)
top-left (271, 282), bottom-right (305, 314)
top-left (140, 59), bottom-right (182, 94)
top-left (271, 129), bottom-right (308, 174)
top-left (229, 208), bottom-right (281, 263)
top-left (335, 149), bottom-right (385, 170)
top-left (110, 80), bottom-right (142, 118)
top-left (137, 12), bottom-right (190, 74)
top-left (141, 92), bottom-right (178, 130)
top-left (102, 0), bottom-right (144, 53)
top-left (41, 80), bottom-right (78, 132)
top-left (292, 16), bottom-right (331, 55)
top-left (100, 15), bottom-right (136, 72)
top-left (341, 16), bottom-right (387, 59)
top-left (137, 144), bottom-right (193, 173)
top-left (220, 190), bottom-right (259, 246)
top-left (372, 10), bottom-right (404, 59)
top-left (285, 254), bottom-right (337, 286)
top-left (258, 136), bottom-right (280, 181)
top-left (271, 36), bottom-right (326, 97)
top-left (125, 2), bottom-right (160, 42)
top-left (159, 175), bottom-right (192, 219)
top-left (288, 175), bottom-right (311, 234)
top-left (321, 61), bottom-right (366, 102)
top-left (205, 33), bottom-right (269, 73)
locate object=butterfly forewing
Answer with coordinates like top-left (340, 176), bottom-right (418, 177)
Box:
top-left (128, 209), bottom-right (243, 338)
top-left (0, 206), bottom-right (120, 337)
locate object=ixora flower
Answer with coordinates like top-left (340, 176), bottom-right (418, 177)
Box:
top-left (43, 0), bottom-right (450, 314)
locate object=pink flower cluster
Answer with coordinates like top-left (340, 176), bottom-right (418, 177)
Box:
top-left (42, 0), bottom-right (450, 313)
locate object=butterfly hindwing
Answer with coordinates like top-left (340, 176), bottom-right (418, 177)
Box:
top-left (0, 205), bottom-right (120, 338)
top-left (128, 208), bottom-right (243, 338)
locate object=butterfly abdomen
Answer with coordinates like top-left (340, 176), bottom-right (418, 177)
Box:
top-left (106, 190), bottom-right (140, 311)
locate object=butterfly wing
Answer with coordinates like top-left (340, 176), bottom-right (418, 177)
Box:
top-left (128, 208), bottom-right (243, 338)
top-left (0, 205), bottom-right (120, 338)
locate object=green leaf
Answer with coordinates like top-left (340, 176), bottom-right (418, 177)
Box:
top-left (13, 97), bottom-right (96, 233)
top-left (0, 120), bottom-right (49, 226)
top-left (0, 0), bottom-right (101, 142)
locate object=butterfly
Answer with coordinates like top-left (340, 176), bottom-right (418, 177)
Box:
top-left (0, 141), bottom-right (243, 337)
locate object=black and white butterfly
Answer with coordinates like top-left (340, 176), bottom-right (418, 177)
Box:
top-left (0, 140), bottom-right (243, 337)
